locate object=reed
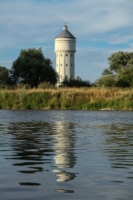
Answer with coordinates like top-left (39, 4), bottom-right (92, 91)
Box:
top-left (0, 87), bottom-right (133, 110)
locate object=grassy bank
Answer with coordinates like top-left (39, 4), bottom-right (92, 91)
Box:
top-left (0, 87), bottom-right (133, 110)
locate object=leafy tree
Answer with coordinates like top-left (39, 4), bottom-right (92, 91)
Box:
top-left (96, 51), bottom-right (133, 87)
top-left (118, 63), bottom-right (133, 87)
top-left (0, 66), bottom-right (9, 86)
top-left (10, 48), bottom-right (58, 87)
top-left (108, 51), bottom-right (133, 73)
top-left (102, 68), bottom-right (113, 76)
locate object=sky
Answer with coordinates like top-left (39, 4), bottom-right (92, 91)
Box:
top-left (0, 0), bottom-right (133, 82)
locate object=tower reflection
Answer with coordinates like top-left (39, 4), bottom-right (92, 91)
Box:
top-left (52, 121), bottom-right (77, 182)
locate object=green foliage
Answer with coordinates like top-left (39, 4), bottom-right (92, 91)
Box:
top-left (119, 60), bottom-right (133, 87)
top-left (102, 68), bottom-right (113, 75)
top-left (10, 48), bottom-right (58, 87)
top-left (97, 51), bottom-right (133, 88)
top-left (108, 51), bottom-right (133, 73)
top-left (1, 88), bottom-right (133, 110)
top-left (95, 74), bottom-right (117, 87)
top-left (25, 92), bottom-right (51, 109)
top-left (0, 90), bottom-right (17, 109)
top-left (62, 77), bottom-right (91, 87)
top-left (0, 66), bottom-right (9, 87)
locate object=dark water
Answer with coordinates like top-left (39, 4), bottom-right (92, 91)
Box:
top-left (0, 110), bottom-right (133, 200)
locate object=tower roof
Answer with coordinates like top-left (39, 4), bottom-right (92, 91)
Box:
top-left (55, 25), bottom-right (76, 39)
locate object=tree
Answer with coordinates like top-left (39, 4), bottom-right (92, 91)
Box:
top-left (10, 48), bottom-right (58, 87)
top-left (102, 68), bottom-right (113, 76)
top-left (108, 51), bottom-right (133, 73)
top-left (117, 61), bottom-right (133, 87)
top-left (0, 66), bottom-right (9, 86)
top-left (96, 51), bottom-right (133, 88)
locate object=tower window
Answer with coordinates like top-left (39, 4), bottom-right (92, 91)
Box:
top-left (71, 64), bottom-right (73, 66)
top-left (66, 54), bottom-right (68, 56)
top-left (60, 64), bottom-right (62, 66)
top-left (57, 64), bottom-right (58, 67)
top-left (71, 54), bottom-right (73, 57)
top-left (57, 54), bottom-right (58, 57)
top-left (60, 54), bottom-right (62, 56)
top-left (71, 75), bottom-right (73, 79)
top-left (66, 64), bottom-right (68, 66)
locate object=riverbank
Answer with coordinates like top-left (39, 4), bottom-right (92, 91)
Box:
top-left (0, 87), bottom-right (133, 110)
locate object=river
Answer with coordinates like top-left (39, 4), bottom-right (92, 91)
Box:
top-left (0, 110), bottom-right (133, 200)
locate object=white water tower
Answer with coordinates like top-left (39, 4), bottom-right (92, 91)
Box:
top-left (55, 25), bottom-right (76, 84)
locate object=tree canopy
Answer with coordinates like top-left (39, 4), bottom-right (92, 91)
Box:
top-left (10, 48), bottom-right (58, 87)
top-left (108, 51), bottom-right (133, 73)
top-left (95, 51), bottom-right (133, 87)
top-left (0, 66), bottom-right (9, 86)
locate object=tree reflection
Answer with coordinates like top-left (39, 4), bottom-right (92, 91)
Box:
top-left (52, 121), bottom-right (77, 182)
top-left (103, 123), bottom-right (133, 171)
top-left (7, 122), bottom-right (55, 186)
top-left (6, 120), bottom-right (77, 185)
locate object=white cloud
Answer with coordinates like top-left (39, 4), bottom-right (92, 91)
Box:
top-left (0, 0), bottom-right (133, 81)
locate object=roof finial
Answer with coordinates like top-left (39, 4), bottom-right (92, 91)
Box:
top-left (63, 23), bottom-right (68, 30)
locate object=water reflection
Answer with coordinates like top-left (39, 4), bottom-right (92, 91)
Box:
top-left (5, 120), bottom-right (77, 186)
top-left (1, 110), bottom-right (133, 199)
top-left (102, 123), bottom-right (133, 179)
top-left (6, 122), bottom-right (55, 186)
top-left (52, 121), bottom-right (77, 182)
top-left (56, 189), bottom-right (74, 193)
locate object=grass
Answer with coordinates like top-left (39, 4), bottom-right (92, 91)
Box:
top-left (0, 87), bottom-right (133, 110)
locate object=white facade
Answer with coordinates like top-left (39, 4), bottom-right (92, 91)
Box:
top-left (54, 25), bottom-right (76, 84)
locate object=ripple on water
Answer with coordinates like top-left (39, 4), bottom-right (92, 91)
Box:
top-left (0, 110), bottom-right (133, 200)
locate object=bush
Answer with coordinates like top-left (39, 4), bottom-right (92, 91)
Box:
top-left (62, 78), bottom-right (91, 87)
top-left (95, 75), bottom-right (117, 87)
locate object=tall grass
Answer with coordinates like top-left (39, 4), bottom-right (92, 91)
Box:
top-left (0, 87), bottom-right (133, 110)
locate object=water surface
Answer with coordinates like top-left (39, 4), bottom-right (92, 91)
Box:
top-left (0, 110), bottom-right (133, 200)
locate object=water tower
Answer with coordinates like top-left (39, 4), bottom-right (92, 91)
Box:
top-left (55, 25), bottom-right (76, 85)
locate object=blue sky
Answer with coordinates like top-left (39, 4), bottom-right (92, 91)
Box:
top-left (0, 0), bottom-right (133, 82)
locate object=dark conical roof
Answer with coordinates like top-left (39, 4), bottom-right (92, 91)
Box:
top-left (55, 25), bottom-right (76, 39)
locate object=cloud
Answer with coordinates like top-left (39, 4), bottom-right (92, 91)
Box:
top-left (0, 0), bottom-right (133, 81)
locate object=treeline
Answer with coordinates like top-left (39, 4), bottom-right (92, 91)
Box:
top-left (1, 48), bottom-right (133, 89)
top-left (0, 47), bottom-right (91, 89)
